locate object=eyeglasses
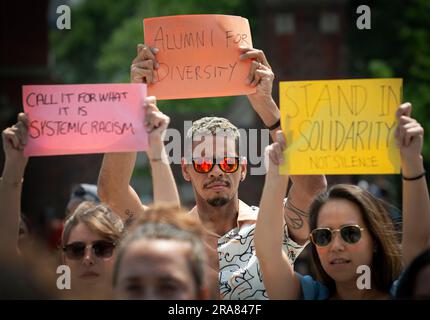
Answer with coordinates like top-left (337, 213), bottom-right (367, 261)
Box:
top-left (310, 225), bottom-right (364, 247)
top-left (192, 157), bottom-right (240, 174)
top-left (62, 240), bottom-right (116, 260)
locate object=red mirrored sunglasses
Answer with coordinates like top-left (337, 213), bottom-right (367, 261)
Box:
top-left (192, 157), bottom-right (240, 173)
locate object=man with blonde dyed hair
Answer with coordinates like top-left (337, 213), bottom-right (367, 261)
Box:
top-left (98, 43), bottom-right (327, 299)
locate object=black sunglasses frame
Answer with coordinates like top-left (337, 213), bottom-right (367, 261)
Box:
top-left (62, 240), bottom-right (116, 260)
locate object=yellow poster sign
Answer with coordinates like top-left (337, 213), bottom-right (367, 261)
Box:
top-left (279, 78), bottom-right (402, 175)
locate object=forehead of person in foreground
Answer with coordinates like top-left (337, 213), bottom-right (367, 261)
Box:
top-left (113, 205), bottom-right (209, 300)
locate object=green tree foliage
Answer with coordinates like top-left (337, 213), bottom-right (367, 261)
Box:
top-left (349, 0), bottom-right (430, 159)
top-left (50, 0), bottom-right (257, 112)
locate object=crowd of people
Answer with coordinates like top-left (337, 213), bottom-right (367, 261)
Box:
top-left (1, 41), bottom-right (429, 300)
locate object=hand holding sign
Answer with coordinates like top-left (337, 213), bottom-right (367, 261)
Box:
top-left (22, 83), bottom-right (148, 157)
top-left (131, 44), bottom-right (159, 84)
top-left (144, 96), bottom-right (170, 161)
top-left (144, 14), bottom-right (255, 99)
top-left (239, 46), bottom-right (273, 95)
top-left (395, 102), bottom-right (424, 162)
top-left (2, 113), bottom-right (29, 167)
top-left (265, 130), bottom-right (287, 177)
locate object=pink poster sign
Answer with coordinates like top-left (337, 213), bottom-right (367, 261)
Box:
top-left (22, 83), bottom-right (148, 156)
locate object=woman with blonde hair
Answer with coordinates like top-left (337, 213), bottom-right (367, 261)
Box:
top-left (60, 202), bottom-right (124, 298)
top-left (1, 92), bottom-right (180, 298)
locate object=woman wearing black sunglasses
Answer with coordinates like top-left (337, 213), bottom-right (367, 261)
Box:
top-left (61, 202), bottom-right (124, 298)
top-left (0, 114), bottom-right (123, 298)
top-left (255, 102), bottom-right (430, 300)
top-left (1, 93), bottom-right (180, 297)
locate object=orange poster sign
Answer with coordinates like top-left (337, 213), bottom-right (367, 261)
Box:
top-left (144, 14), bottom-right (255, 100)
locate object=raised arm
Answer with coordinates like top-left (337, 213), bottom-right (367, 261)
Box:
top-left (0, 113), bottom-right (29, 255)
top-left (241, 47), bottom-right (326, 244)
top-left (98, 96), bottom-right (181, 220)
top-left (98, 43), bottom-right (171, 220)
top-left (255, 131), bottom-right (301, 299)
top-left (285, 175), bottom-right (327, 244)
top-left (396, 102), bottom-right (430, 266)
top-left (97, 151), bottom-right (144, 220)
top-left (144, 96), bottom-right (180, 207)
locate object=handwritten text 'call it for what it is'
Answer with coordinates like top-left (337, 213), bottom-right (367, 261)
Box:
top-left (25, 91), bottom-right (135, 138)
